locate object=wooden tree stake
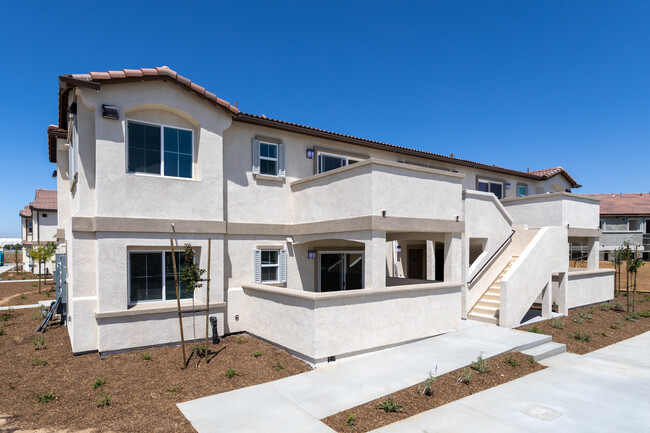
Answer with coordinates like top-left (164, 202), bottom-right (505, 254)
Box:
top-left (170, 239), bottom-right (187, 369)
top-left (205, 238), bottom-right (211, 362)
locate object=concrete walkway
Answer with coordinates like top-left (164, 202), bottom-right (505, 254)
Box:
top-left (178, 321), bottom-right (550, 433)
top-left (372, 332), bottom-right (650, 432)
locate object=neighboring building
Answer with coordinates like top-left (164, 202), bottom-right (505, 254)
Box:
top-left (586, 193), bottom-right (650, 261)
top-left (19, 189), bottom-right (58, 274)
top-left (46, 67), bottom-right (613, 364)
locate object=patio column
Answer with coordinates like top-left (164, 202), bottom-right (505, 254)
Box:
top-left (365, 231), bottom-right (386, 289)
top-left (587, 237), bottom-right (599, 270)
top-left (541, 276), bottom-right (553, 319)
top-left (426, 240), bottom-right (435, 280)
top-left (555, 272), bottom-right (569, 316)
top-left (444, 233), bottom-right (462, 282)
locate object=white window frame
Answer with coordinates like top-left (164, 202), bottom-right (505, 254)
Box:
top-left (477, 178), bottom-right (505, 199)
top-left (317, 250), bottom-right (365, 292)
top-left (127, 250), bottom-right (195, 305)
top-left (316, 151), bottom-right (362, 174)
top-left (126, 119), bottom-right (194, 179)
top-left (258, 141), bottom-right (279, 176)
top-left (260, 250), bottom-right (280, 283)
top-left (27, 220), bottom-right (33, 234)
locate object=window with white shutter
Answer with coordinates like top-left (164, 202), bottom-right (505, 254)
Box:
top-left (254, 249), bottom-right (286, 284)
top-left (252, 139), bottom-right (285, 178)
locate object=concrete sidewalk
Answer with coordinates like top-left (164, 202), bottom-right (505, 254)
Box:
top-left (178, 320), bottom-right (550, 433)
top-left (373, 331), bottom-right (650, 432)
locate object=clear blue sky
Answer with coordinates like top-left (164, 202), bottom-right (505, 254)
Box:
top-left (1, 1), bottom-right (649, 237)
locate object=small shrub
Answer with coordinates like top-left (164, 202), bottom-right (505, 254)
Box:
top-left (611, 301), bottom-right (624, 311)
top-left (418, 367), bottom-right (437, 396)
top-left (640, 311), bottom-right (650, 318)
top-left (93, 378), bottom-right (107, 389)
top-left (225, 368), bottom-right (239, 379)
top-left (168, 385), bottom-right (181, 396)
top-left (32, 311), bottom-right (43, 320)
top-left (573, 331), bottom-right (591, 342)
top-left (471, 353), bottom-right (490, 373)
top-left (32, 358), bottom-right (48, 367)
top-left (251, 352), bottom-right (262, 358)
top-left (141, 351), bottom-right (152, 361)
top-left (551, 319), bottom-right (565, 329)
top-left (610, 323), bottom-right (620, 330)
top-left (573, 316), bottom-right (584, 324)
top-left (192, 345), bottom-right (207, 357)
top-left (0, 328), bottom-right (5, 336)
top-left (235, 337), bottom-right (246, 344)
top-left (527, 326), bottom-right (541, 333)
top-left (36, 392), bottom-right (55, 403)
top-left (8, 384), bottom-right (15, 390)
top-left (0, 312), bottom-right (9, 321)
top-left (457, 368), bottom-right (473, 384)
top-left (20, 293), bottom-right (26, 299)
top-left (589, 305), bottom-right (596, 314)
top-left (528, 357), bottom-right (536, 364)
top-left (504, 356), bottom-right (519, 367)
top-left (32, 283), bottom-right (38, 287)
top-left (578, 312), bottom-right (592, 320)
top-left (600, 303), bottom-right (611, 311)
top-left (273, 361), bottom-right (285, 371)
top-left (626, 312), bottom-right (641, 321)
top-left (33, 336), bottom-right (45, 350)
top-left (595, 332), bottom-right (607, 337)
top-left (96, 393), bottom-right (111, 407)
top-left (345, 413), bottom-right (355, 426)
top-left (377, 396), bottom-right (404, 413)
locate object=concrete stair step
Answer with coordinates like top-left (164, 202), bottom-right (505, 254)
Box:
top-left (486, 288), bottom-right (500, 296)
top-left (521, 341), bottom-right (566, 361)
top-left (478, 299), bottom-right (500, 307)
top-left (483, 294), bottom-right (500, 302)
top-left (467, 312), bottom-right (498, 325)
top-left (472, 306), bottom-right (499, 316)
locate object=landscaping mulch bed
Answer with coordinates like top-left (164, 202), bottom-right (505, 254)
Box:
top-left (0, 270), bottom-right (50, 281)
top-left (322, 352), bottom-right (544, 433)
top-left (0, 308), bottom-right (311, 432)
top-left (518, 293), bottom-right (650, 355)
top-left (0, 281), bottom-right (55, 306)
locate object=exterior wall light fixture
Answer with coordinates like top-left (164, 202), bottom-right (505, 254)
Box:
top-left (102, 104), bottom-right (119, 120)
top-left (396, 245), bottom-right (402, 253)
top-left (506, 183), bottom-right (511, 190)
top-left (306, 148), bottom-right (315, 159)
top-left (308, 250), bottom-right (316, 260)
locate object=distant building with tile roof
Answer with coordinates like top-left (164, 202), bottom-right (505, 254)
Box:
top-left (19, 189), bottom-right (58, 273)
top-left (585, 193), bottom-right (650, 260)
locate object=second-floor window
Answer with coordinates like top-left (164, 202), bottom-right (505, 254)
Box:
top-left (252, 139), bottom-right (286, 178)
top-left (127, 120), bottom-right (193, 178)
top-left (27, 220), bottom-right (32, 234)
top-left (477, 178), bottom-right (504, 199)
top-left (518, 184), bottom-right (528, 197)
top-left (317, 152), bottom-right (361, 174)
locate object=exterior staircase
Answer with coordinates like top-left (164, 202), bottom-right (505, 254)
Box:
top-left (467, 256), bottom-right (518, 325)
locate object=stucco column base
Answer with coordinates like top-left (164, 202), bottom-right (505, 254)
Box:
top-left (365, 230), bottom-right (386, 289)
top-left (555, 272), bottom-right (568, 316)
top-left (588, 238), bottom-right (599, 270)
top-left (541, 277), bottom-right (552, 318)
top-left (444, 233), bottom-right (462, 283)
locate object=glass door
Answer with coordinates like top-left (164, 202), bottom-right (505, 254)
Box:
top-left (319, 252), bottom-right (364, 292)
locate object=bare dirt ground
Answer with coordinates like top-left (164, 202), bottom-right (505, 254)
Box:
top-left (0, 281), bottom-right (55, 307)
top-left (571, 260), bottom-right (650, 292)
top-left (518, 293), bottom-right (650, 354)
top-left (0, 270), bottom-right (51, 282)
top-left (322, 352), bottom-right (544, 433)
top-left (0, 308), bottom-right (311, 432)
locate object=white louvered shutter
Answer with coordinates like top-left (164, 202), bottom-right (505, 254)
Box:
top-left (279, 250), bottom-right (287, 283)
top-left (252, 139), bottom-right (261, 174)
top-left (253, 250), bottom-right (262, 284)
top-left (278, 143), bottom-right (286, 178)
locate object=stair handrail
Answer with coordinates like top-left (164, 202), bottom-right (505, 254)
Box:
top-left (468, 229), bottom-right (515, 286)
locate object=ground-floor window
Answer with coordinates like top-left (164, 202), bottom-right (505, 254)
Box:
top-left (319, 252), bottom-right (363, 292)
top-left (129, 251), bottom-right (193, 303)
top-left (254, 249), bottom-right (287, 284)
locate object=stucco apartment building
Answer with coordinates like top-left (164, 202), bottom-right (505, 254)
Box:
top-left (19, 189), bottom-right (58, 273)
top-left (46, 67), bottom-right (613, 364)
top-left (586, 193), bottom-right (650, 260)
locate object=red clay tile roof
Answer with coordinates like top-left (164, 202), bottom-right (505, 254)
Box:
top-left (49, 66), bottom-right (581, 187)
top-left (66, 66), bottom-right (240, 117)
top-left (31, 189), bottom-right (57, 211)
top-left (584, 193), bottom-right (650, 216)
top-left (528, 166), bottom-right (581, 188)
top-left (19, 206), bottom-right (32, 218)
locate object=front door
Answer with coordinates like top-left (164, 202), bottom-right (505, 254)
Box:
top-left (319, 252), bottom-right (364, 292)
top-left (408, 248), bottom-right (424, 279)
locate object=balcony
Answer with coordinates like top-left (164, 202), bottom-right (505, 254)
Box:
top-left (290, 159), bottom-right (465, 229)
top-left (501, 192), bottom-right (601, 231)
